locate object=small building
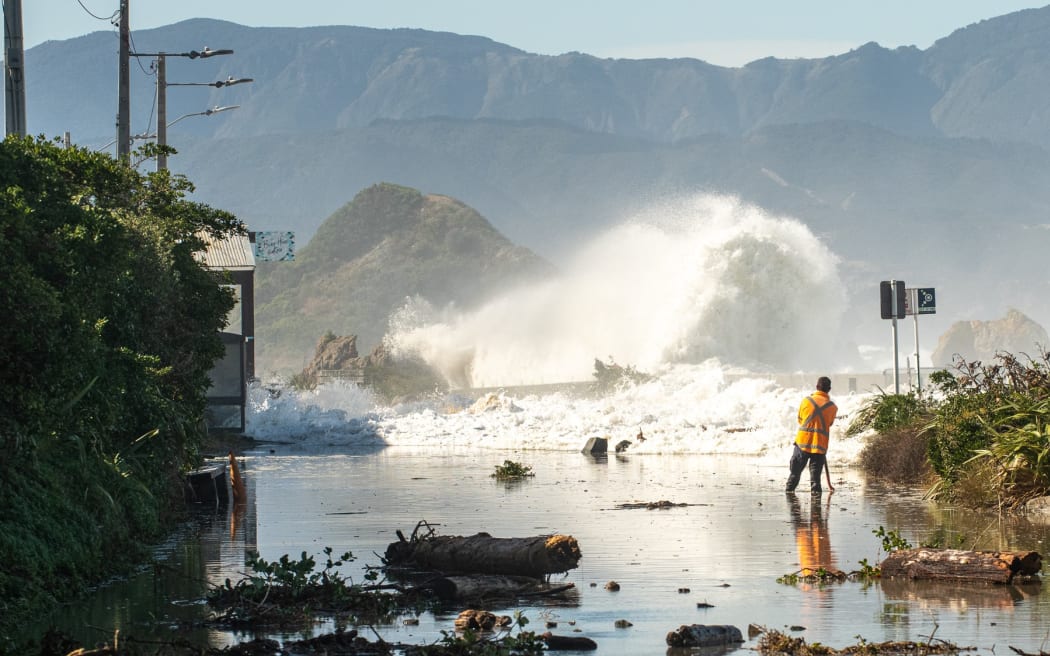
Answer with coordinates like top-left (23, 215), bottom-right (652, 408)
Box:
top-left (195, 231), bottom-right (255, 432)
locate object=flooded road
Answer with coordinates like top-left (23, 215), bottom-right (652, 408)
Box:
top-left (36, 447), bottom-right (1050, 654)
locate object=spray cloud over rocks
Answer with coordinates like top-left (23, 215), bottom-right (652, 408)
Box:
top-left (385, 194), bottom-right (846, 388)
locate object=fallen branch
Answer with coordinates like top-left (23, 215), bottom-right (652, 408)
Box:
top-left (880, 548), bottom-right (1042, 584)
top-left (422, 574), bottom-right (575, 601)
top-left (384, 527), bottom-right (581, 578)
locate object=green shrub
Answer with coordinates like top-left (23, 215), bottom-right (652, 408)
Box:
top-left (846, 391), bottom-right (925, 437)
top-left (491, 460), bottom-right (534, 480)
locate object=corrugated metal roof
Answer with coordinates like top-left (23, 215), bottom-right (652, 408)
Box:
top-left (195, 232), bottom-right (256, 271)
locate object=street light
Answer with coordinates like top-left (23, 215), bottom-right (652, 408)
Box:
top-left (97, 107), bottom-right (240, 154)
top-left (123, 47), bottom-right (242, 164)
top-left (132, 48), bottom-right (250, 171)
top-left (168, 76), bottom-right (254, 89)
top-left (166, 105), bottom-right (240, 127)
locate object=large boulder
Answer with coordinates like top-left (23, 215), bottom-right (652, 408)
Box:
top-left (300, 333), bottom-right (359, 380)
top-left (931, 309), bottom-right (1049, 367)
top-left (295, 333), bottom-right (447, 400)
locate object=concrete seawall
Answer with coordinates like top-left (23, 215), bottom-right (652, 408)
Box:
top-left (458, 369), bottom-right (940, 399)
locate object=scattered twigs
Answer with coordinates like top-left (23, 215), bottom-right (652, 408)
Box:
top-left (613, 500), bottom-right (709, 510)
top-left (754, 627), bottom-right (975, 654)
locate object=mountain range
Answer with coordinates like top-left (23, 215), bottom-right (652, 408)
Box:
top-left (12, 7), bottom-right (1050, 359)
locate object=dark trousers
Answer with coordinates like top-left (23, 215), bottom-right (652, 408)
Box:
top-left (786, 444), bottom-right (826, 493)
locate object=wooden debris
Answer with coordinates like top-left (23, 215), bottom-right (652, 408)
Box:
top-left (425, 574), bottom-right (575, 601)
top-left (384, 523), bottom-right (581, 578)
top-left (454, 609), bottom-right (510, 631)
top-left (613, 500), bottom-right (709, 509)
top-left (880, 548), bottom-right (1042, 584)
top-left (755, 627), bottom-right (972, 655)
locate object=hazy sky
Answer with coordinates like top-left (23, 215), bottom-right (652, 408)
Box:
top-left (23, 1), bottom-right (1048, 66)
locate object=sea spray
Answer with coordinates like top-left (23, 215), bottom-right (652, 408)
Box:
top-left (385, 194), bottom-right (846, 388)
top-left (246, 195), bottom-right (871, 462)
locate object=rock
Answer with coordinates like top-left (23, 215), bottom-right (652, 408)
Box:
top-left (582, 437), bottom-right (608, 455)
top-left (604, 581), bottom-right (620, 591)
top-left (614, 440), bottom-right (632, 453)
top-left (542, 633), bottom-right (598, 650)
top-left (453, 609), bottom-right (510, 631)
top-left (1023, 496), bottom-right (1050, 515)
top-left (931, 309), bottom-right (1049, 367)
top-left (614, 619), bottom-right (633, 628)
top-left (666, 624), bottom-right (744, 648)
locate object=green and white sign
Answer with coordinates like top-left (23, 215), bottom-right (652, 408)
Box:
top-left (904, 287), bottom-right (936, 316)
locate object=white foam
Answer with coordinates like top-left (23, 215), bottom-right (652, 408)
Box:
top-left (246, 363), bottom-right (873, 465)
top-left (247, 194), bottom-right (873, 464)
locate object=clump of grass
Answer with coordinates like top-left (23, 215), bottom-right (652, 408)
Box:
top-left (491, 460), bottom-right (534, 480)
top-left (857, 427), bottom-right (933, 484)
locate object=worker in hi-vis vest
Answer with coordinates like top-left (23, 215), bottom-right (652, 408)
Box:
top-left (786, 376), bottom-right (837, 494)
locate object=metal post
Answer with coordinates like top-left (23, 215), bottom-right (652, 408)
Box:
top-left (156, 54), bottom-right (167, 171)
top-left (891, 279), bottom-right (901, 394)
top-left (4, 0), bottom-right (26, 137)
top-left (117, 0), bottom-right (131, 160)
top-left (913, 312), bottom-right (922, 395)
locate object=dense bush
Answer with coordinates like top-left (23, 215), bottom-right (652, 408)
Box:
top-left (0, 137), bottom-right (244, 644)
top-left (846, 391), bottom-right (927, 437)
top-left (850, 352), bottom-right (1050, 506)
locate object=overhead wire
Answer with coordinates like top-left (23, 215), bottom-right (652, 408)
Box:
top-left (75, 0), bottom-right (120, 23)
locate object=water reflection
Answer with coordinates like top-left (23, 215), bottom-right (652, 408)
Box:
top-left (788, 491), bottom-right (836, 579)
top-left (26, 450), bottom-right (1050, 655)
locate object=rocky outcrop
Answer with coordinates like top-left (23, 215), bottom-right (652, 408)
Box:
top-left (931, 309), bottom-right (1049, 367)
top-left (297, 333), bottom-right (448, 401)
top-left (300, 333), bottom-right (359, 380)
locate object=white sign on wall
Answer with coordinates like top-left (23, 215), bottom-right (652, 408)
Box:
top-left (253, 231), bottom-right (295, 262)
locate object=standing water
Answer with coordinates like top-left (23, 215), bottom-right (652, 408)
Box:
top-left (31, 197), bottom-right (1050, 653)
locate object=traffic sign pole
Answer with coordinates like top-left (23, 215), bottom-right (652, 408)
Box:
top-left (913, 312), bottom-right (921, 395)
top-left (891, 280), bottom-right (901, 394)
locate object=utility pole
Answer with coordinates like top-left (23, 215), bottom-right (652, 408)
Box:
top-left (4, 0), bottom-right (26, 136)
top-left (117, 0), bottom-right (131, 160)
top-left (156, 54), bottom-right (167, 170)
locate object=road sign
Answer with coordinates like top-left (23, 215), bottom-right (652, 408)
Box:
top-left (904, 287), bottom-right (936, 316)
top-left (917, 287), bottom-right (936, 314)
top-left (880, 280), bottom-right (906, 319)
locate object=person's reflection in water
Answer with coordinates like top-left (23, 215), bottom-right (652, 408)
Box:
top-left (788, 491), bottom-right (839, 589)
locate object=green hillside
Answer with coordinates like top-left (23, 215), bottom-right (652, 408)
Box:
top-left (255, 183), bottom-right (554, 375)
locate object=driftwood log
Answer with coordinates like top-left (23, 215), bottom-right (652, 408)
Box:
top-left (426, 574), bottom-right (576, 601)
top-left (880, 548), bottom-right (1042, 584)
top-left (385, 531), bottom-right (581, 579)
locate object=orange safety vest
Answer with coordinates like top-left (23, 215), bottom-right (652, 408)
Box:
top-left (795, 391), bottom-right (837, 454)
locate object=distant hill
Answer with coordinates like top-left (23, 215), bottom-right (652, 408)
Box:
top-left (12, 9), bottom-right (1050, 347)
top-left (254, 183), bottom-right (553, 373)
top-left (18, 10), bottom-right (1050, 147)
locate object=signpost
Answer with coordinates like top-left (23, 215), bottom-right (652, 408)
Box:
top-left (880, 280), bottom-right (906, 393)
top-left (903, 287), bottom-right (936, 394)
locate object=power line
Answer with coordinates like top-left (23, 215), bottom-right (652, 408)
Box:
top-left (75, 0), bottom-right (119, 23)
